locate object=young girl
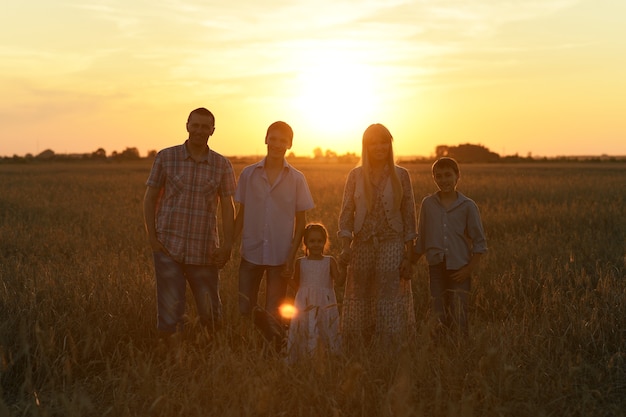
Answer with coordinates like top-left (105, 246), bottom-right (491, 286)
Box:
top-left (286, 223), bottom-right (341, 363)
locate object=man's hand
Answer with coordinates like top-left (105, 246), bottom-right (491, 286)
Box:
top-left (149, 237), bottom-right (167, 254)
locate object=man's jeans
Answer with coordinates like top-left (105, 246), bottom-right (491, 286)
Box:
top-left (153, 251), bottom-right (221, 333)
top-left (238, 258), bottom-right (287, 320)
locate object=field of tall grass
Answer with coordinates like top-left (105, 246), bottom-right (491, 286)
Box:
top-left (0, 160), bottom-right (624, 417)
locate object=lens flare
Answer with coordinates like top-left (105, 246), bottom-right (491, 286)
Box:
top-left (279, 303), bottom-right (297, 319)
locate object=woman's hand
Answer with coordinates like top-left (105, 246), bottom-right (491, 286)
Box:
top-left (400, 258), bottom-right (414, 280)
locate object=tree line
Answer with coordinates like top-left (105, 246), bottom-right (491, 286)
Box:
top-left (2, 143), bottom-right (624, 164)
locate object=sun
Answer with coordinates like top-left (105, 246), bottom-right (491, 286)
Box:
top-left (292, 56), bottom-right (381, 151)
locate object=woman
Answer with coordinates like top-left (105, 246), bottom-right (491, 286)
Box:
top-left (338, 123), bottom-right (417, 349)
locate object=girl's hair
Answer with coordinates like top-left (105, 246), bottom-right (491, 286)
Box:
top-left (302, 223), bottom-right (329, 255)
top-left (360, 123), bottom-right (403, 210)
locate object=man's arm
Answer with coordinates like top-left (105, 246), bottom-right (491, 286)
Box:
top-left (214, 195), bottom-right (235, 268)
top-left (143, 186), bottom-right (166, 253)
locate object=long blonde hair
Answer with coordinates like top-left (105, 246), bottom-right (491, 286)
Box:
top-left (360, 123), bottom-right (403, 210)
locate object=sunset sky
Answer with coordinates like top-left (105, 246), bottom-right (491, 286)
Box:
top-left (2, 0), bottom-right (625, 159)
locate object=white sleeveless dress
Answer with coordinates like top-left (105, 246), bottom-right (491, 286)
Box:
top-left (287, 256), bottom-right (341, 363)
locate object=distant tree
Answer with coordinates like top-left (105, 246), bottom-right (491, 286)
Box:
top-left (325, 149), bottom-right (337, 159)
top-left (147, 149), bottom-right (157, 158)
top-left (118, 147), bottom-right (141, 160)
top-left (313, 147), bottom-right (323, 159)
top-left (36, 149), bottom-right (55, 160)
top-left (434, 143), bottom-right (499, 163)
top-left (92, 148), bottom-right (107, 159)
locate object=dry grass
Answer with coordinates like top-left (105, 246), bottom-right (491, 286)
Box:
top-left (0, 160), bottom-right (624, 417)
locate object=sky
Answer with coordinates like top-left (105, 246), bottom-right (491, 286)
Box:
top-left (2, 0), bottom-right (625, 159)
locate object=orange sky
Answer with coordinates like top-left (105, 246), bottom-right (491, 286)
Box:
top-left (2, 0), bottom-right (625, 158)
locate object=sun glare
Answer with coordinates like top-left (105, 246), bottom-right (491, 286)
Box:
top-left (293, 56), bottom-right (380, 151)
top-left (279, 303), bottom-right (297, 320)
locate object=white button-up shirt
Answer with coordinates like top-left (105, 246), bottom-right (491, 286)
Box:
top-left (235, 158), bottom-right (314, 266)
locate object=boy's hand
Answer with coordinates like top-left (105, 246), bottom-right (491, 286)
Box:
top-left (450, 266), bottom-right (471, 283)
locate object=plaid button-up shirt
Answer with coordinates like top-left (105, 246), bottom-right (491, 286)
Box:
top-left (146, 141), bottom-right (236, 265)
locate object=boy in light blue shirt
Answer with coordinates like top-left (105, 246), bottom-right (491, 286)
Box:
top-left (414, 157), bottom-right (487, 338)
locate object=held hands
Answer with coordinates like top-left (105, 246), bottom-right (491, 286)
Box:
top-left (212, 246), bottom-right (232, 269)
top-left (281, 261), bottom-right (295, 278)
top-left (399, 257), bottom-right (414, 281)
top-left (338, 246), bottom-right (352, 266)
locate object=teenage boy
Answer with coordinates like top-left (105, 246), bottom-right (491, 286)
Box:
top-left (234, 121), bottom-right (314, 345)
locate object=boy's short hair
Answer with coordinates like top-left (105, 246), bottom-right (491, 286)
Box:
top-left (266, 121), bottom-right (293, 143)
top-left (432, 157), bottom-right (460, 176)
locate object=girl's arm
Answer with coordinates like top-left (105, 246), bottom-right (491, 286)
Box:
top-left (329, 256), bottom-right (341, 286)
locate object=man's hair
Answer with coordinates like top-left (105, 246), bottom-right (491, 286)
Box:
top-left (432, 157), bottom-right (460, 176)
top-left (266, 121), bottom-right (293, 142)
top-left (188, 107), bottom-right (215, 125)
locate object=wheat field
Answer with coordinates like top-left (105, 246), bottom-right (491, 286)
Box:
top-left (0, 160), bottom-right (624, 417)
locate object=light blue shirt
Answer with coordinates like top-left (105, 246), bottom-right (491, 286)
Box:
top-left (414, 191), bottom-right (487, 270)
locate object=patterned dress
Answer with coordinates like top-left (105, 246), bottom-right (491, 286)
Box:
top-left (287, 256), bottom-right (341, 363)
top-left (339, 166), bottom-right (417, 346)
